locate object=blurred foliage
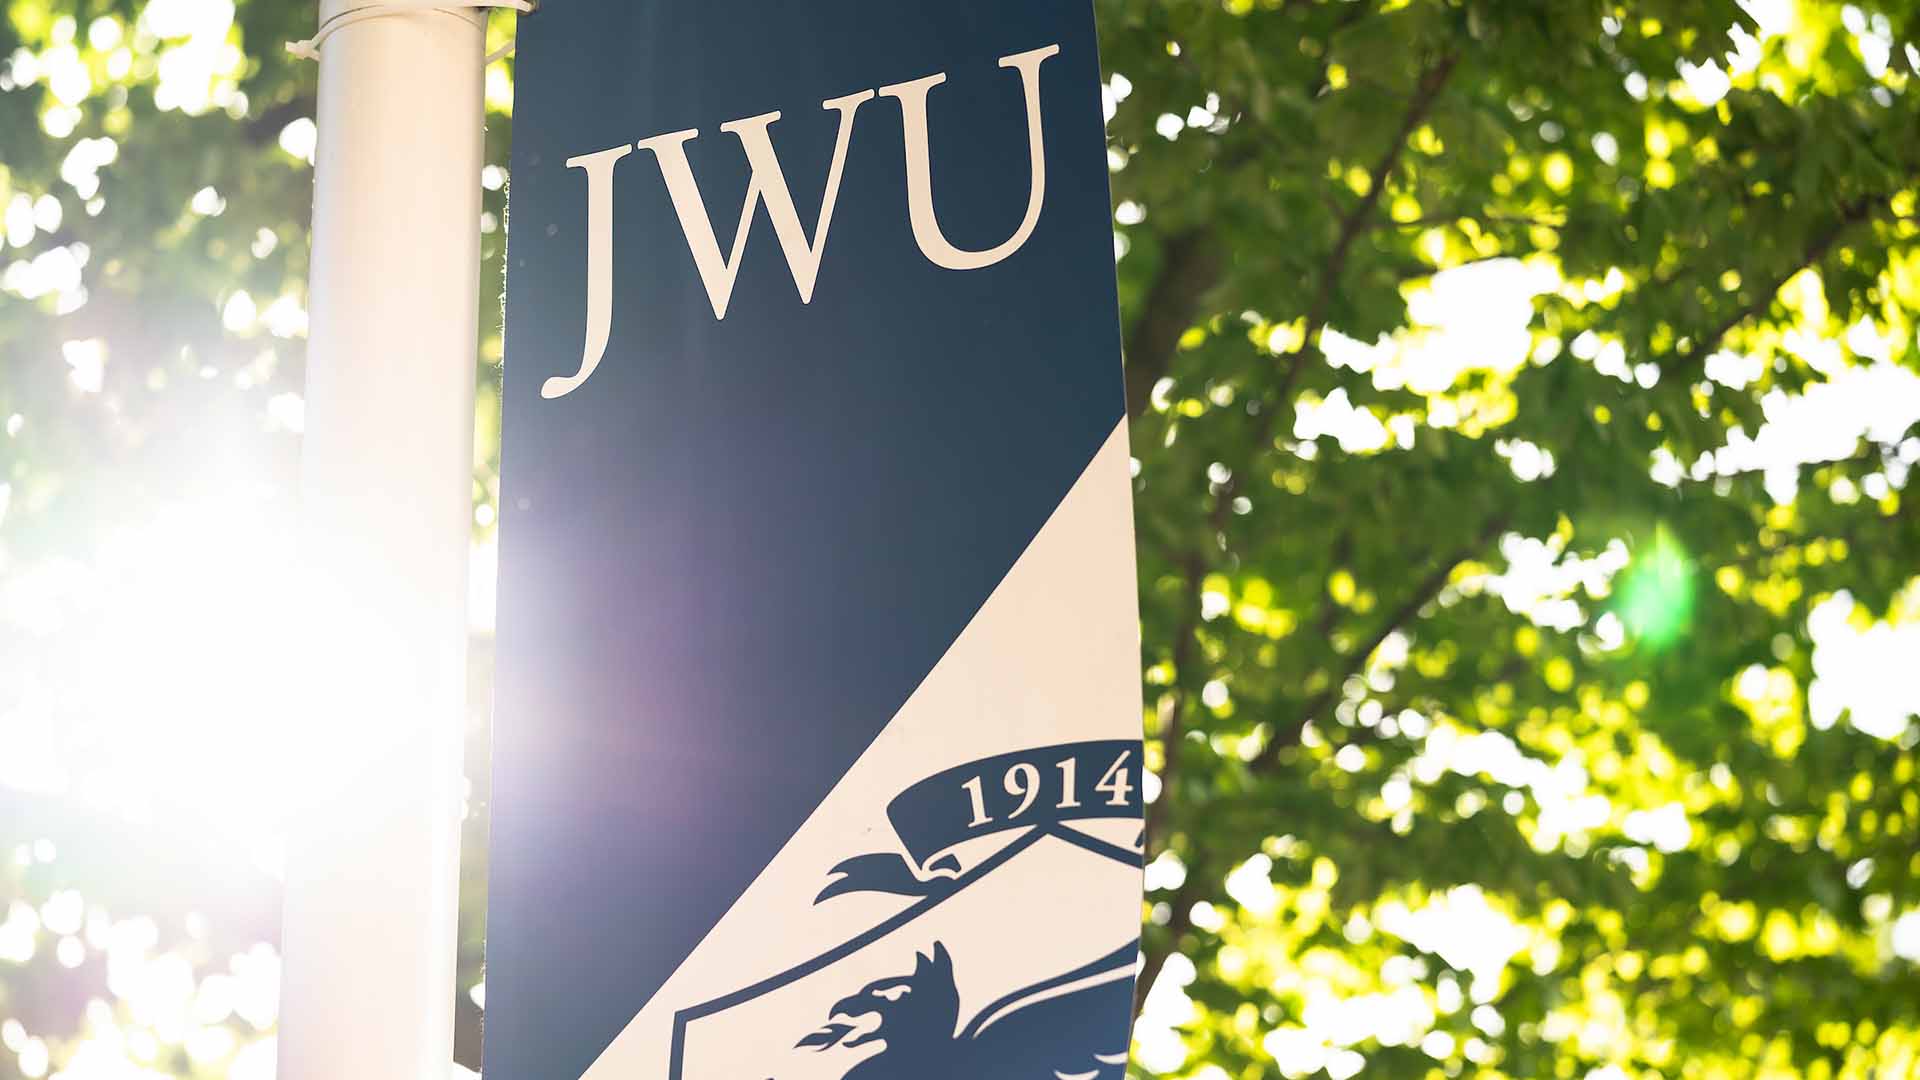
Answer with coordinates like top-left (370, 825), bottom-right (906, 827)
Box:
top-left (2, 2), bottom-right (1920, 1080)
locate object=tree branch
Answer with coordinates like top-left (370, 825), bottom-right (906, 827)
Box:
top-left (244, 95), bottom-right (316, 147)
top-left (1257, 509), bottom-right (1509, 769)
top-left (1376, 210), bottom-right (1565, 231)
top-left (1120, 8), bottom-right (1388, 426)
top-left (1670, 194), bottom-right (1882, 373)
top-left (1143, 554), bottom-right (1208, 860)
top-left (1135, 875), bottom-right (1205, 1017)
top-left (1124, 231), bottom-right (1224, 420)
top-left (1298, 53), bottom-right (1459, 351)
top-left (1133, 506), bottom-right (1510, 1026)
top-left (1130, 50), bottom-right (1469, 1028)
top-left (1259, 52), bottom-right (1461, 428)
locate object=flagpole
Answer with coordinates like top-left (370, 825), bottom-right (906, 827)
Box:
top-left (280, 2), bottom-right (484, 1077)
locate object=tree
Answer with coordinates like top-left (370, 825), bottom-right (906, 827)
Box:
top-left (1, 2), bottom-right (1918, 1079)
top-left (1104, 2), bottom-right (1920, 1077)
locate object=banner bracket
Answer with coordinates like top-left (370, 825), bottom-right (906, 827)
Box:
top-left (288, 0), bottom-right (534, 62)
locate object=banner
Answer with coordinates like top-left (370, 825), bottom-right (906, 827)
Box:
top-left (487, 3), bottom-right (1141, 1078)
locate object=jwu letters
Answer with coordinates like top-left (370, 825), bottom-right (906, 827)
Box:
top-left (541, 44), bottom-right (1060, 400)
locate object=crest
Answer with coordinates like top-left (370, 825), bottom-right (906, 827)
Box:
top-left (669, 741), bottom-right (1142, 1080)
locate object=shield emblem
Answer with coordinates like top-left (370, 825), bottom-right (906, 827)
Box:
top-left (669, 741), bottom-right (1142, 1080)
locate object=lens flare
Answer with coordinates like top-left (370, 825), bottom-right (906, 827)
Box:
top-left (1616, 525), bottom-right (1694, 650)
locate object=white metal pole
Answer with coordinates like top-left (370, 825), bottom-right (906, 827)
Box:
top-left (280, 2), bottom-right (484, 1078)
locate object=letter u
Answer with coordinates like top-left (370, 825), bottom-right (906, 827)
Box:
top-left (878, 44), bottom-right (1060, 271)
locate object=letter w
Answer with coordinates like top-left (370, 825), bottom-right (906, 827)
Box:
top-left (637, 90), bottom-right (874, 320)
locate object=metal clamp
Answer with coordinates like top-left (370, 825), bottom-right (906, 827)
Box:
top-left (287, 0), bottom-right (535, 62)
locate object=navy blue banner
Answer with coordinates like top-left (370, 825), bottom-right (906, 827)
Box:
top-left (487, 3), bottom-right (1140, 1079)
